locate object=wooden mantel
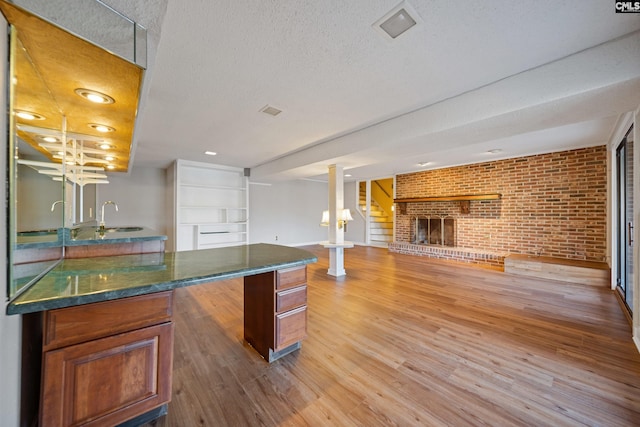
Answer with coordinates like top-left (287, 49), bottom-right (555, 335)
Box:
top-left (394, 193), bottom-right (502, 214)
top-left (394, 194), bottom-right (501, 203)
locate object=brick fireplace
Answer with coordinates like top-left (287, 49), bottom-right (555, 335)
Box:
top-left (414, 216), bottom-right (456, 246)
top-left (389, 146), bottom-right (608, 269)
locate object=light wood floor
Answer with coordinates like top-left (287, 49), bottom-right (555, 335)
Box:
top-left (147, 245), bottom-right (640, 426)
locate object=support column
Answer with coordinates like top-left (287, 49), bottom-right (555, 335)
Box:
top-left (325, 164), bottom-right (352, 277)
top-left (328, 164), bottom-right (344, 245)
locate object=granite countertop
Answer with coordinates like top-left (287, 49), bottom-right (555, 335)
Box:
top-left (15, 228), bottom-right (63, 249)
top-left (15, 226), bottom-right (167, 250)
top-left (7, 243), bottom-right (317, 315)
top-left (66, 226), bottom-right (168, 245)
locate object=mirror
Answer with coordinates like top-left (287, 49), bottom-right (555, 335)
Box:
top-left (9, 31), bottom-right (64, 298)
top-left (2, 1), bottom-right (146, 300)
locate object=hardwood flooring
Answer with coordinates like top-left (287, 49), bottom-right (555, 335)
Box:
top-left (146, 245), bottom-right (640, 426)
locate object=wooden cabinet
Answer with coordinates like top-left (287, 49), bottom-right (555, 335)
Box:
top-left (40, 292), bottom-right (175, 426)
top-left (167, 159), bottom-right (249, 252)
top-left (244, 266), bottom-right (307, 362)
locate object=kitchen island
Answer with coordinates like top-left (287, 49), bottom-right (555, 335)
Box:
top-left (9, 243), bottom-right (317, 427)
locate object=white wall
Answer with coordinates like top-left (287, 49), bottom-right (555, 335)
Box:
top-left (1, 14), bottom-right (22, 426)
top-left (249, 180), bottom-right (328, 246)
top-left (97, 167), bottom-right (168, 235)
top-left (97, 168), bottom-right (353, 249)
top-left (16, 164), bottom-right (64, 231)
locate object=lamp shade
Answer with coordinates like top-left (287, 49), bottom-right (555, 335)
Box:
top-left (321, 210), bottom-right (330, 226)
top-left (341, 209), bottom-right (353, 222)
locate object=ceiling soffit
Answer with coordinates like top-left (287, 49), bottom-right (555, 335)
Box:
top-left (1, 1), bottom-right (143, 172)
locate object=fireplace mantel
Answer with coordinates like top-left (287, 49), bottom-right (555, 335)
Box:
top-left (394, 193), bottom-right (501, 214)
top-left (394, 193), bottom-right (501, 203)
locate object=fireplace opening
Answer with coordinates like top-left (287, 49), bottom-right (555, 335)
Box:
top-left (414, 216), bottom-right (456, 246)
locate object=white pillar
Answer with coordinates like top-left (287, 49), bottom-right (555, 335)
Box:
top-left (327, 164), bottom-right (347, 277)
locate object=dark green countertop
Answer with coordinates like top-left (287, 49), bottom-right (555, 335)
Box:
top-left (66, 226), bottom-right (168, 245)
top-left (15, 226), bottom-right (167, 250)
top-left (15, 228), bottom-right (64, 249)
top-left (7, 243), bottom-right (317, 315)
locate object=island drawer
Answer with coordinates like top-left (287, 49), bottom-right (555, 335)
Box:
top-left (275, 306), bottom-right (307, 350)
top-left (43, 291), bottom-right (174, 351)
top-left (276, 285), bottom-right (307, 313)
top-left (276, 266), bottom-right (306, 290)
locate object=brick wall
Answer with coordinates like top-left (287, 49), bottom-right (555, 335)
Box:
top-left (394, 146), bottom-right (607, 261)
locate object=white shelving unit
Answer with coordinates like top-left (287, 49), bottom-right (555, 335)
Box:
top-left (168, 160), bottom-right (248, 252)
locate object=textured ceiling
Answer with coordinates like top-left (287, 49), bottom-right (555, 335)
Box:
top-left (110, 0), bottom-right (640, 181)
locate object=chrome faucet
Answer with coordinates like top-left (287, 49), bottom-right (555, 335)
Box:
top-left (100, 201), bottom-right (119, 230)
top-left (50, 200), bottom-right (63, 212)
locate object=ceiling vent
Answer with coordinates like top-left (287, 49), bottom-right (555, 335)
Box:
top-left (373, 1), bottom-right (422, 40)
top-left (260, 105), bottom-right (282, 117)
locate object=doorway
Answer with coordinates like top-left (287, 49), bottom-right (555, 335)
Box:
top-left (616, 126), bottom-right (634, 314)
top-left (358, 178), bottom-right (394, 247)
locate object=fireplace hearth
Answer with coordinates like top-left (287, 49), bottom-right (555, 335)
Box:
top-left (413, 215), bottom-right (456, 247)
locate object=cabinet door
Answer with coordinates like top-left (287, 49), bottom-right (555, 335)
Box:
top-left (41, 323), bottom-right (173, 427)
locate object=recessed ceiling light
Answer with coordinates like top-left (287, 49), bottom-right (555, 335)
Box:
top-left (98, 143), bottom-right (111, 150)
top-left (42, 136), bottom-right (58, 143)
top-left (205, 151), bottom-right (217, 156)
top-left (260, 105), bottom-right (282, 117)
top-left (345, 174), bottom-right (352, 177)
top-left (15, 110), bottom-right (45, 120)
top-left (418, 162), bottom-right (432, 167)
top-left (487, 149), bottom-right (503, 154)
top-left (104, 155), bottom-right (115, 161)
top-left (75, 88), bottom-right (115, 104)
top-left (89, 123), bottom-right (115, 133)
top-left (107, 164), bottom-right (115, 170)
top-left (374, 1), bottom-right (421, 40)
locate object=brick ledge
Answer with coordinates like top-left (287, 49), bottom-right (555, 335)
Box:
top-left (388, 242), bottom-right (506, 269)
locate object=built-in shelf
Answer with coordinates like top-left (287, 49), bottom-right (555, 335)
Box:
top-left (394, 194), bottom-right (501, 214)
top-left (169, 160), bottom-right (249, 251)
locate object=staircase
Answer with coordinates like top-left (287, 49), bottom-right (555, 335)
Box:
top-left (360, 195), bottom-right (393, 247)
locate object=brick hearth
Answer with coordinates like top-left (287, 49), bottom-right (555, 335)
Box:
top-left (388, 242), bottom-right (506, 269)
